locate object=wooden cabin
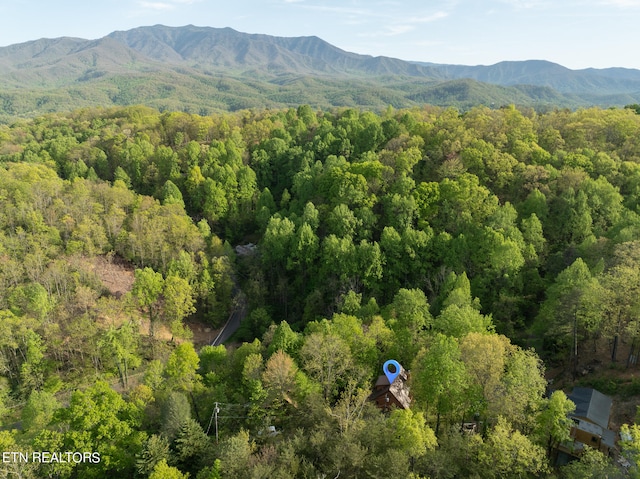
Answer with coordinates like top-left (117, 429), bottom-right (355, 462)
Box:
top-left (555, 387), bottom-right (616, 465)
top-left (368, 367), bottom-right (411, 411)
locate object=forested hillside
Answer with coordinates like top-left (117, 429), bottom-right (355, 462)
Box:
top-left (4, 25), bottom-right (640, 122)
top-left (1, 103), bottom-right (640, 478)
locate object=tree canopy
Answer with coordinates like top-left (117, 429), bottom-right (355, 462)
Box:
top-left (1, 103), bottom-right (640, 477)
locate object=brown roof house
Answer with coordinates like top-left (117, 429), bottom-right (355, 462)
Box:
top-left (555, 387), bottom-right (616, 465)
top-left (369, 366), bottom-right (411, 411)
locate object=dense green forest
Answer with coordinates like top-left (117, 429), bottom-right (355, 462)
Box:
top-left (1, 103), bottom-right (640, 478)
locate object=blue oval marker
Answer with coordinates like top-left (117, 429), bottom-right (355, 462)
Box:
top-left (383, 359), bottom-right (402, 384)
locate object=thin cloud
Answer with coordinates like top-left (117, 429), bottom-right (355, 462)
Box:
top-left (410, 11), bottom-right (449, 22)
top-left (497, 0), bottom-right (550, 8)
top-left (600, 0), bottom-right (640, 6)
top-left (296, 4), bottom-right (379, 17)
top-left (139, 2), bottom-right (174, 10)
top-left (382, 25), bottom-right (416, 36)
top-left (283, 1), bottom-right (451, 39)
top-left (137, 0), bottom-right (200, 12)
top-left (381, 11), bottom-right (449, 36)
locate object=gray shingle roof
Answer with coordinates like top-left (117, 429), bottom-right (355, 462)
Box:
top-left (568, 387), bottom-right (612, 430)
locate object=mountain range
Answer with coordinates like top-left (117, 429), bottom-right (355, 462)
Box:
top-left (1, 24), bottom-right (639, 121)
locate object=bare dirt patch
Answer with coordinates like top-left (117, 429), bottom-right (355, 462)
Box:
top-left (90, 254), bottom-right (135, 297)
top-left (188, 320), bottom-right (223, 347)
top-left (80, 255), bottom-right (222, 347)
top-left (137, 318), bottom-right (222, 347)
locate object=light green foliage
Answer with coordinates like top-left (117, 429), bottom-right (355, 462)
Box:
top-left (132, 267), bottom-right (164, 337)
top-left (459, 332), bottom-right (546, 429)
top-left (262, 350), bottom-right (298, 405)
top-left (355, 239), bottom-right (384, 291)
top-left (390, 288), bottom-right (431, 331)
top-left (439, 271), bottom-right (478, 310)
top-left (8, 282), bottom-right (53, 320)
top-left (114, 166), bottom-right (132, 188)
top-left (386, 409), bottom-right (437, 457)
top-left (338, 290), bottom-right (362, 315)
top-left (300, 332), bottom-right (355, 400)
top-left (164, 274), bottom-right (196, 339)
top-left (328, 313), bottom-right (378, 371)
top-left (327, 203), bottom-right (360, 237)
top-left (600, 243), bottom-right (640, 361)
top-left (0, 430), bottom-right (38, 478)
top-left (560, 446), bottom-right (623, 479)
top-left (242, 352), bottom-right (263, 384)
top-left (262, 216), bottom-right (296, 269)
top-left (149, 459), bottom-right (190, 479)
top-left (436, 173), bottom-right (499, 233)
top-left (414, 181), bottom-right (440, 225)
top-left (521, 213), bottom-right (546, 261)
top-left (621, 423), bottom-right (640, 478)
top-left (535, 390), bottom-right (576, 456)
top-left (477, 417), bottom-right (549, 479)
top-left (21, 389), bottom-right (59, 432)
top-left (320, 234), bottom-right (357, 286)
top-left (198, 344), bottom-right (227, 376)
top-left (412, 334), bottom-right (469, 431)
top-left (196, 461), bottom-right (222, 479)
top-left (0, 377), bottom-right (10, 421)
top-left (56, 380), bottom-right (145, 477)
top-left (164, 343), bottom-right (201, 392)
top-left (265, 320), bottom-right (301, 358)
top-left (495, 347), bottom-right (546, 428)
top-left (144, 359), bottom-right (165, 391)
top-left (519, 189), bottom-right (549, 222)
top-left (18, 329), bottom-right (46, 395)
top-left (117, 196), bottom-right (205, 271)
top-left (301, 201), bottom-right (320, 229)
top-left (288, 222), bottom-right (319, 275)
top-left (436, 304), bottom-right (493, 338)
top-left (389, 288), bottom-right (432, 364)
top-left (327, 379), bottom-right (371, 434)
top-left (99, 321), bottom-right (141, 388)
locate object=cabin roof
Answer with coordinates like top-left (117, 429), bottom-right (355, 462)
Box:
top-left (568, 387), bottom-right (612, 430)
top-left (369, 367), bottom-right (411, 409)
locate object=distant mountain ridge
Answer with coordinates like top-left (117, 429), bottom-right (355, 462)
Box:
top-left (1, 24), bottom-right (639, 121)
top-left (106, 25), bottom-right (447, 78)
top-left (415, 59), bottom-right (640, 95)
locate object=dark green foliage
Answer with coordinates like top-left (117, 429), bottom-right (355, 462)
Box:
top-left (161, 392), bottom-right (192, 441)
top-left (172, 418), bottom-right (211, 474)
top-left (137, 434), bottom-right (171, 477)
top-left (626, 104), bottom-right (640, 115)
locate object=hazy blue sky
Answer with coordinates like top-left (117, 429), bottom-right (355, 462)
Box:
top-left (1, 0), bottom-right (638, 69)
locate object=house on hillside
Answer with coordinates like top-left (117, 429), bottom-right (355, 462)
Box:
top-left (369, 367), bottom-right (411, 411)
top-left (555, 387), bottom-right (617, 465)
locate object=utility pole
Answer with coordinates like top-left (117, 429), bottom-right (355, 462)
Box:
top-left (206, 401), bottom-right (221, 443)
top-left (214, 402), bottom-right (220, 444)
